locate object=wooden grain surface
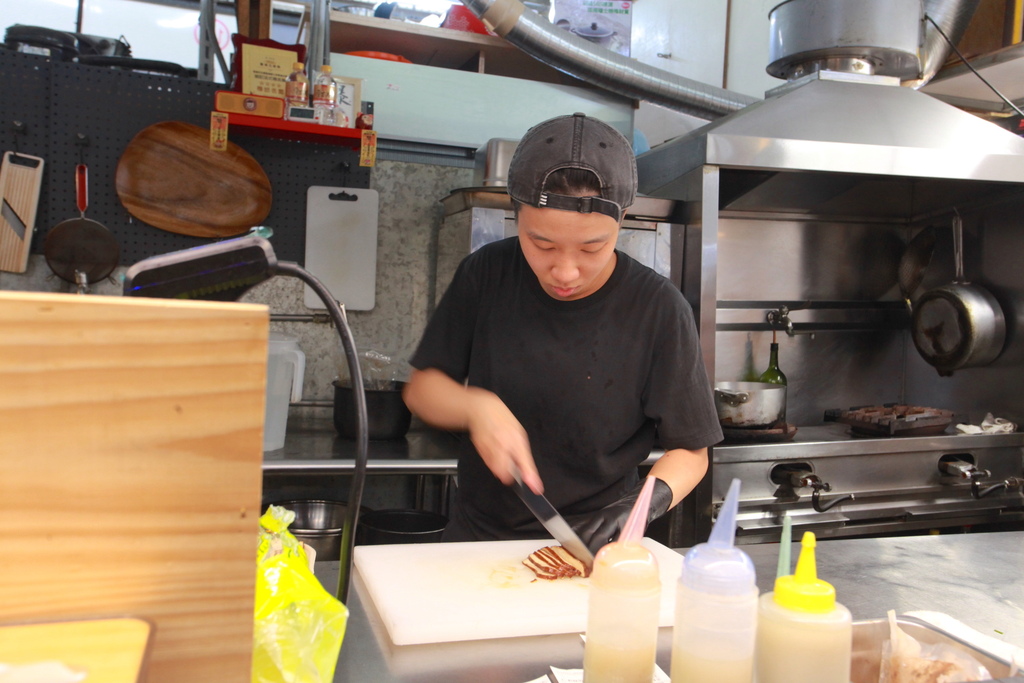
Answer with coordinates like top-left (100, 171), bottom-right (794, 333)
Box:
top-left (0, 152), bottom-right (45, 273)
top-left (115, 121), bottom-right (272, 238)
top-left (0, 292), bottom-right (269, 683)
top-left (0, 617), bottom-right (151, 682)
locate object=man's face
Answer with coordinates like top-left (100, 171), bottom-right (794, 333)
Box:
top-left (517, 203), bottom-right (621, 301)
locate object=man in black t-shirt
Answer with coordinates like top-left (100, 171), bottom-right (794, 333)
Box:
top-left (404, 113), bottom-right (722, 553)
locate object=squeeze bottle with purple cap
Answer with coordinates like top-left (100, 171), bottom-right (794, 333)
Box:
top-left (755, 531), bottom-right (852, 683)
top-left (582, 476), bottom-right (661, 683)
top-left (670, 478), bottom-right (758, 683)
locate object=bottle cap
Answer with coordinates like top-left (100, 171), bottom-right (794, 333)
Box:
top-left (618, 476), bottom-right (655, 545)
top-left (322, 65), bottom-right (333, 73)
top-left (773, 531), bottom-right (836, 613)
top-left (292, 62), bottom-right (304, 71)
top-left (680, 478), bottom-right (756, 595)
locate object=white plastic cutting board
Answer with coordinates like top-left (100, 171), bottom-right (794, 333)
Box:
top-left (304, 186), bottom-right (379, 310)
top-left (353, 538), bottom-right (683, 646)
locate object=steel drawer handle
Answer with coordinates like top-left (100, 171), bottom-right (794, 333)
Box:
top-left (715, 389), bottom-right (750, 406)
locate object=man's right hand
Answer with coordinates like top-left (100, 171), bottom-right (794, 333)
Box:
top-left (466, 387), bottom-right (544, 494)
top-left (403, 368), bottom-right (544, 494)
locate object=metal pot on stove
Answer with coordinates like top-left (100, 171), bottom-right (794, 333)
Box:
top-left (714, 381), bottom-right (787, 429)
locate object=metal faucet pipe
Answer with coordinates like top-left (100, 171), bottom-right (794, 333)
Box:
top-left (460, 0), bottom-right (978, 121)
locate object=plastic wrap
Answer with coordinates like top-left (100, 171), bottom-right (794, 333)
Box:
top-left (879, 610), bottom-right (991, 683)
top-left (253, 506), bottom-right (349, 683)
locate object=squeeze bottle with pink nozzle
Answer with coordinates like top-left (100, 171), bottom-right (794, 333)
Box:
top-left (755, 531), bottom-right (852, 683)
top-left (670, 477), bottom-right (758, 683)
top-left (582, 476), bottom-right (662, 683)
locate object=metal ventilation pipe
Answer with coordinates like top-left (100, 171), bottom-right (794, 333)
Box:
top-left (908, 0), bottom-right (982, 89)
top-left (461, 0), bottom-right (758, 120)
top-left (462, 0), bottom-right (979, 121)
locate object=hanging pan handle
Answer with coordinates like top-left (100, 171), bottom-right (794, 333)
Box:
top-left (952, 211), bottom-right (967, 284)
top-left (75, 163), bottom-right (88, 217)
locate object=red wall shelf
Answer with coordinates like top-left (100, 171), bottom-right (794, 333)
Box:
top-left (227, 112), bottom-right (363, 147)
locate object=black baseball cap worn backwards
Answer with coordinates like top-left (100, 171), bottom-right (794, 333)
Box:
top-left (507, 112), bottom-right (637, 221)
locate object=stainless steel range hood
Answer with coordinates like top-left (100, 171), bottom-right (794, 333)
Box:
top-left (637, 69), bottom-right (1024, 206)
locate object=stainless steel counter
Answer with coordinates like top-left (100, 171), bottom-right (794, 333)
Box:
top-left (263, 417), bottom-right (462, 475)
top-left (320, 530), bottom-right (1024, 682)
top-left (714, 423), bottom-right (1024, 463)
top-left (262, 416), bottom-right (665, 474)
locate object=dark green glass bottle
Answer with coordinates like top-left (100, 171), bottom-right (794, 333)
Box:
top-left (759, 342), bottom-right (787, 386)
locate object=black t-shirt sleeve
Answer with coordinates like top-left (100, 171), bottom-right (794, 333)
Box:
top-left (643, 290), bottom-right (723, 451)
top-left (409, 251), bottom-right (480, 382)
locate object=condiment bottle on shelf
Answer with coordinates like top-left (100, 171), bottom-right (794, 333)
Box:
top-left (284, 62), bottom-right (308, 109)
top-left (671, 478), bottom-right (757, 683)
top-left (755, 531), bottom-right (852, 683)
top-left (312, 65), bottom-right (338, 125)
top-left (582, 476), bottom-right (661, 683)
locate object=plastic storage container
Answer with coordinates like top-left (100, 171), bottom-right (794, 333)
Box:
top-left (264, 333), bottom-right (305, 451)
top-left (755, 531), bottom-right (853, 683)
top-left (671, 478), bottom-right (758, 683)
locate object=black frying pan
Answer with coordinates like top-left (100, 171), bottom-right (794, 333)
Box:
top-left (44, 163), bottom-right (120, 290)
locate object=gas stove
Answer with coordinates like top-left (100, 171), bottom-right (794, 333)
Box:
top-left (712, 424), bottom-right (1024, 544)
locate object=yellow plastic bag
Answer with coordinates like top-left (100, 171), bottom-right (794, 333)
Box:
top-left (253, 505), bottom-right (349, 683)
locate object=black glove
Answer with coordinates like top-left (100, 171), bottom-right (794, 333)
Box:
top-left (569, 477), bottom-right (674, 555)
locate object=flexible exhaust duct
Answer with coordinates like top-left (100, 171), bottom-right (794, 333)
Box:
top-left (462, 0), bottom-right (978, 121)
top-left (461, 0), bottom-right (757, 119)
top-left (909, 0), bottom-right (982, 89)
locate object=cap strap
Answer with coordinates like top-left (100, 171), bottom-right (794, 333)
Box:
top-left (537, 192), bottom-right (621, 220)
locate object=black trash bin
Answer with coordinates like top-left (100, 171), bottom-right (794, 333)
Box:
top-left (356, 509), bottom-right (448, 545)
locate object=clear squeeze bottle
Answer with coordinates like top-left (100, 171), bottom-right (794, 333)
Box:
top-left (583, 477), bottom-right (662, 683)
top-left (670, 478), bottom-right (757, 683)
top-left (755, 531), bottom-right (852, 683)
top-left (284, 62), bottom-right (309, 109)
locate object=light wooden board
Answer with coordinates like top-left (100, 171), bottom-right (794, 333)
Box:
top-left (0, 292), bottom-right (269, 683)
top-left (0, 151), bottom-right (44, 273)
top-left (0, 617), bottom-right (151, 682)
top-left (303, 186), bottom-right (378, 310)
top-left (353, 538), bottom-right (683, 645)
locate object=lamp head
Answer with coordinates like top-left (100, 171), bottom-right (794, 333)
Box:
top-left (123, 235), bottom-right (277, 301)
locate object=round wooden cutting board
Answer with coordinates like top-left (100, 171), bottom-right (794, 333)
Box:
top-left (115, 121), bottom-right (272, 238)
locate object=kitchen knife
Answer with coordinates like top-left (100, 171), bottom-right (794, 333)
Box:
top-left (509, 465), bottom-right (595, 568)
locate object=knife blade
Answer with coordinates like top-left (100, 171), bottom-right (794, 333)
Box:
top-left (509, 465), bottom-right (595, 568)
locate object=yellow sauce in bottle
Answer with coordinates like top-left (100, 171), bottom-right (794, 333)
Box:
top-left (582, 541), bottom-right (661, 683)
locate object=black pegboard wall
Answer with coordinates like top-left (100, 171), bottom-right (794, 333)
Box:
top-left (0, 49), bottom-right (369, 265)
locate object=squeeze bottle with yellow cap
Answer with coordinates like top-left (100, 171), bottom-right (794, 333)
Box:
top-left (582, 477), bottom-right (661, 683)
top-left (755, 531), bottom-right (852, 683)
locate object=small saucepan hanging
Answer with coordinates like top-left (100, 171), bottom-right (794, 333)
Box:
top-left (44, 163), bottom-right (120, 293)
top-left (911, 213), bottom-right (1005, 375)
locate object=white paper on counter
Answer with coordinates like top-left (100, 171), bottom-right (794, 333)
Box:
top-left (547, 664), bottom-right (669, 683)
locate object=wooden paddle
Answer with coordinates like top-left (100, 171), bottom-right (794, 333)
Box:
top-left (115, 121), bottom-right (272, 238)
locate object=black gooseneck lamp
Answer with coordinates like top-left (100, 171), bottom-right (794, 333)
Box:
top-left (122, 235), bottom-right (368, 603)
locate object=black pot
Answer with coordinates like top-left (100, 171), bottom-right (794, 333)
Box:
top-left (333, 380), bottom-right (412, 440)
top-left (355, 509), bottom-right (448, 545)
